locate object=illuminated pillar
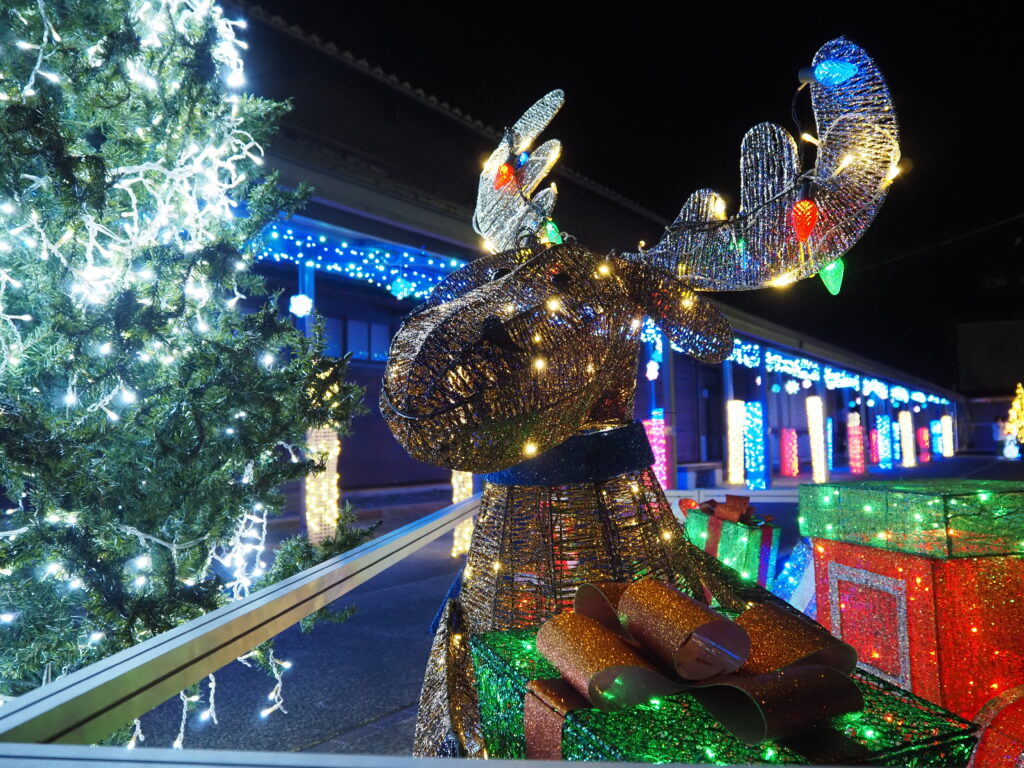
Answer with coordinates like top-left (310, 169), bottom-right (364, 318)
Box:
top-left (917, 426), bottom-right (932, 463)
top-left (780, 428), bottom-right (799, 477)
top-left (643, 408), bottom-right (669, 488)
top-left (450, 470), bottom-right (475, 558)
top-left (898, 410), bottom-right (917, 467)
top-left (891, 418), bottom-right (902, 464)
top-left (847, 412), bottom-right (866, 474)
top-left (869, 428), bottom-right (880, 465)
top-left (304, 428), bottom-right (340, 545)
top-left (744, 402), bottom-right (768, 490)
top-left (941, 414), bottom-right (955, 458)
top-left (930, 419), bottom-right (943, 459)
top-left (806, 396), bottom-right (828, 483)
top-left (874, 414), bottom-right (892, 470)
top-left (726, 399), bottom-right (747, 485)
top-left (826, 416), bottom-right (834, 470)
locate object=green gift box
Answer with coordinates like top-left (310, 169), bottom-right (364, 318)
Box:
top-left (471, 627), bottom-right (977, 765)
top-left (680, 501), bottom-right (780, 588)
top-left (798, 479), bottom-right (1024, 557)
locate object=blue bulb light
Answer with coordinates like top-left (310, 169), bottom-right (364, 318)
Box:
top-left (516, 151), bottom-right (530, 168)
top-left (814, 59), bottom-right (858, 87)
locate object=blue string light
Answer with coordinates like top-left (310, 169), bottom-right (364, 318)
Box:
top-left (257, 223), bottom-right (466, 301)
top-left (765, 350), bottom-right (820, 381)
top-left (727, 338), bottom-right (762, 369)
top-left (824, 366), bottom-right (860, 390)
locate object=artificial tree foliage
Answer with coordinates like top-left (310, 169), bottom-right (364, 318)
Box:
top-left (0, 0), bottom-right (368, 713)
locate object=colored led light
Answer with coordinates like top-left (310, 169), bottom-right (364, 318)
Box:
top-left (494, 162), bottom-right (514, 190)
top-left (819, 258), bottom-right (845, 295)
top-left (516, 151), bottom-right (530, 168)
top-left (541, 219), bottom-right (563, 245)
top-left (814, 58), bottom-right (859, 86)
top-left (790, 198), bottom-right (819, 242)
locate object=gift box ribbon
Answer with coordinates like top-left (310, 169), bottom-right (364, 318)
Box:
top-left (525, 579), bottom-right (862, 758)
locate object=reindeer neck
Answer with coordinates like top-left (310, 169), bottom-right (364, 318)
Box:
top-left (479, 421), bottom-right (652, 487)
top-left (462, 421), bottom-right (682, 634)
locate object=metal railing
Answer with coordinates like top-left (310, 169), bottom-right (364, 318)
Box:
top-left (0, 496), bottom-right (478, 746)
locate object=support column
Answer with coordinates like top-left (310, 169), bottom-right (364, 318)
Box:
top-left (757, 356), bottom-right (773, 489)
top-left (661, 344), bottom-right (678, 490)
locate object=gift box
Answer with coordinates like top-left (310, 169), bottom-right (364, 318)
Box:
top-left (800, 480), bottom-right (1024, 719)
top-left (798, 479), bottom-right (1024, 557)
top-left (470, 587), bottom-right (977, 765)
top-left (679, 495), bottom-right (780, 589)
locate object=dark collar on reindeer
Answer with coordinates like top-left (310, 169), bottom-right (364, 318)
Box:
top-left (481, 421), bottom-right (655, 487)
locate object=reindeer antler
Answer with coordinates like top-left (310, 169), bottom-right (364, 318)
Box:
top-left (473, 90), bottom-right (565, 253)
top-left (644, 37), bottom-right (900, 291)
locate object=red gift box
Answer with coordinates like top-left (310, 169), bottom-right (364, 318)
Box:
top-left (812, 538), bottom-right (1024, 720)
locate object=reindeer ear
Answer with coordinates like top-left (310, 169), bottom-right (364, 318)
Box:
top-left (615, 257), bottom-right (733, 364)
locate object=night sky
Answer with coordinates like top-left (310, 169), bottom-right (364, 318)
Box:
top-left (238, 3), bottom-right (1024, 389)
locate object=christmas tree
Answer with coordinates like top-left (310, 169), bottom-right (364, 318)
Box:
top-left (0, 0), bottom-right (367, 718)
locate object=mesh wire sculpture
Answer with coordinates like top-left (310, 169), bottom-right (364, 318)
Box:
top-left (380, 37), bottom-right (900, 757)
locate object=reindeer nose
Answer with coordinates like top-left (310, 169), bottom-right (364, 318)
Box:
top-left (479, 315), bottom-right (519, 351)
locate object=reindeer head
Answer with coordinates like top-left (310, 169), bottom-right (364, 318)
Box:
top-left (381, 38), bottom-right (898, 474)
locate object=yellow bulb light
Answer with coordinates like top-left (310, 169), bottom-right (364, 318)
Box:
top-left (304, 428), bottom-right (341, 545)
top-left (806, 395), bottom-right (829, 484)
top-left (450, 470), bottom-right (475, 557)
top-left (726, 399), bottom-right (746, 486)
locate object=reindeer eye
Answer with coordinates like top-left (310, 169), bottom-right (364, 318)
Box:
top-left (550, 272), bottom-right (570, 290)
top-left (492, 267), bottom-right (512, 281)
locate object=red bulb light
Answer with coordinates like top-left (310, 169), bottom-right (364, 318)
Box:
top-left (494, 162), bottom-right (514, 191)
top-left (791, 198), bottom-right (819, 242)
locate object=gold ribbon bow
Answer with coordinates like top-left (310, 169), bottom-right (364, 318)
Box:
top-left (531, 579), bottom-right (862, 751)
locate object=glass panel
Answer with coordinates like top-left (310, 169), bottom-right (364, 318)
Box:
top-left (346, 319), bottom-right (369, 360)
top-left (323, 316), bottom-right (343, 358)
top-left (370, 323), bottom-right (391, 362)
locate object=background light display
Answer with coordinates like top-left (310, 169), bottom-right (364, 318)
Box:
top-left (780, 427), bottom-right (799, 477)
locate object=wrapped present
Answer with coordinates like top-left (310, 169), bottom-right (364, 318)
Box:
top-left (679, 495), bottom-right (780, 588)
top-left (800, 480), bottom-right (1024, 719)
top-left (799, 479), bottom-right (1024, 557)
top-left (471, 580), bottom-right (977, 765)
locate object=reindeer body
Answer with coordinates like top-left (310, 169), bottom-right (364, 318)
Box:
top-left (382, 38), bottom-right (900, 756)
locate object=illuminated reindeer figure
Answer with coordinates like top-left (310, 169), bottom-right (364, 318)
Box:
top-left (380, 38), bottom-right (900, 756)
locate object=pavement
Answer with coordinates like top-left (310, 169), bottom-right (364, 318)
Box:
top-left (137, 454), bottom-right (1024, 755)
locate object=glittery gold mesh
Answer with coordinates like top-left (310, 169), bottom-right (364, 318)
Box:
top-left (381, 243), bottom-right (732, 474)
top-left (412, 599), bottom-right (486, 758)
